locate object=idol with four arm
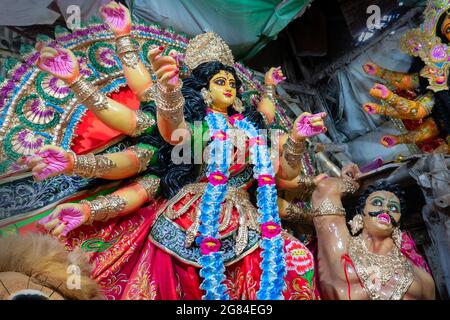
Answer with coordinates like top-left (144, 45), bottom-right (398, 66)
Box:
top-left (24, 2), bottom-right (326, 300)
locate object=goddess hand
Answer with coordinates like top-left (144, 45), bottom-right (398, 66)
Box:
top-left (363, 61), bottom-right (382, 77)
top-left (19, 145), bottom-right (73, 181)
top-left (370, 83), bottom-right (392, 100)
top-left (380, 135), bottom-right (402, 148)
top-left (265, 67), bottom-right (286, 86)
top-left (35, 44), bottom-right (79, 84)
top-left (363, 102), bottom-right (384, 115)
top-left (148, 47), bottom-right (180, 90)
top-left (99, 1), bottom-right (132, 37)
top-left (38, 203), bottom-right (89, 237)
top-left (292, 112), bottom-right (327, 141)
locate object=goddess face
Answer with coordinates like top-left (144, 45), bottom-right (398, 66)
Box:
top-left (440, 14), bottom-right (450, 42)
top-left (362, 190), bottom-right (401, 238)
top-left (0, 272), bottom-right (64, 300)
top-left (208, 70), bottom-right (237, 111)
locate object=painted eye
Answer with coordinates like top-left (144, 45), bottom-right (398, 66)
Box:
top-left (371, 199), bottom-right (382, 206)
top-left (446, 27), bottom-right (450, 34)
top-left (214, 79), bottom-right (225, 86)
top-left (229, 81), bottom-right (236, 89)
top-left (389, 205), bottom-right (399, 213)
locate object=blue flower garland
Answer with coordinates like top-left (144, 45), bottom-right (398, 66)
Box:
top-left (197, 112), bottom-right (286, 300)
top-left (197, 111), bottom-right (232, 300)
top-left (232, 116), bottom-right (287, 300)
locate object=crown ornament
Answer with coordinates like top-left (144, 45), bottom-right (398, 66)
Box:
top-left (184, 32), bottom-right (235, 71)
top-left (400, 0), bottom-right (450, 92)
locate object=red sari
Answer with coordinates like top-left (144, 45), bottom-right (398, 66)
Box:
top-left (63, 185), bottom-right (319, 300)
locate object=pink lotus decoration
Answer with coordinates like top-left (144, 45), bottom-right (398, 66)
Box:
top-left (208, 171), bottom-right (228, 186)
top-left (200, 237), bottom-right (221, 255)
top-left (229, 114), bottom-right (244, 125)
top-left (261, 222), bottom-right (281, 239)
top-left (258, 174), bottom-right (275, 186)
top-left (212, 131), bottom-right (227, 141)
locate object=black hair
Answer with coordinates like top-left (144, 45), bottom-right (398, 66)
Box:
top-left (356, 181), bottom-right (407, 218)
top-left (436, 10), bottom-right (450, 45)
top-left (136, 61), bottom-right (265, 199)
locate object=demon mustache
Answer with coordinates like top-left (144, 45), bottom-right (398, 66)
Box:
top-left (366, 210), bottom-right (399, 227)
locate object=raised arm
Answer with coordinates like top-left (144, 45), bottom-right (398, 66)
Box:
top-left (363, 61), bottom-right (420, 92)
top-left (363, 84), bottom-right (433, 120)
top-left (99, 1), bottom-right (155, 101)
top-left (21, 144), bottom-right (157, 181)
top-left (35, 44), bottom-right (155, 137)
top-left (311, 178), bottom-right (351, 265)
top-left (37, 175), bottom-right (160, 237)
top-left (257, 67), bottom-right (286, 124)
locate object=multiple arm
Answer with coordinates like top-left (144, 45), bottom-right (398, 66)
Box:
top-left (362, 62), bottom-right (433, 121)
top-left (23, 143), bottom-right (157, 182)
top-left (35, 45), bottom-right (155, 137)
top-left (363, 61), bottom-right (420, 92)
top-left (38, 175), bottom-right (160, 237)
top-left (363, 84), bottom-right (433, 120)
top-left (380, 117), bottom-right (440, 148)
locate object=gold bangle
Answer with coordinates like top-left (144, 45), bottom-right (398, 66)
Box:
top-left (131, 110), bottom-right (156, 137)
top-left (115, 35), bottom-right (139, 69)
top-left (297, 175), bottom-right (316, 198)
top-left (70, 78), bottom-right (109, 111)
top-left (136, 176), bottom-right (160, 199)
top-left (312, 199), bottom-right (346, 218)
top-left (128, 145), bottom-right (155, 173)
top-left (263, 84), bottom-right (276, 104)
top-left (340, 179), bottom-right (359, 195)
top-left (81, 195), bottom-right (127, 224)
top-left (139, 85), bottom-right (157, 102)
top-left (69, 152), bottom-right (116, 178)
top-left (282, 136), bottom-right (305, 168)
top-left (155, 81), bottom-right (185, 123)
top-left (284, 202), bottom-right (313, 224)
top-left (70, 152), bottom-right (96, 178)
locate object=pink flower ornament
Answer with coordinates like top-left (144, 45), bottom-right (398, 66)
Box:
top-left (200, 237), bottom-right (221, 255)
top-left (258, 174), bottom-right (275, 186)
top-left (261, 222), bottom-right (281, 239)
top-left (208, 171), bottom-right (228, 186)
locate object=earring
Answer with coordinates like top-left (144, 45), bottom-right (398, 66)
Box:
top-left (201, 88), bottom-right (212, 107)
top-left (232, 97), bottom-right (244, 113)
top-left (392, 227), bottom-right (402, 248)
top-left (349, 214), bottom-right (364, 235)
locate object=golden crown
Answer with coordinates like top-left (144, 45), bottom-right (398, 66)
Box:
top-left (400, 0), bottom-right (450, 92)
top-left (184, 32), bottom-right (235, 71)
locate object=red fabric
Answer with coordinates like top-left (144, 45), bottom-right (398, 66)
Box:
top-left (71, 86), bottom-right (141, 154)
top-left (61, 198), bottom-right (319, 300)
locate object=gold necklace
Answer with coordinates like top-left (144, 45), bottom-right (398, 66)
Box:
top-left (348, 234), bottom-right (415, 300)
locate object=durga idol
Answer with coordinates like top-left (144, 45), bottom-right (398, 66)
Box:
top-left (22, 2), bottom-right (327, 300)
